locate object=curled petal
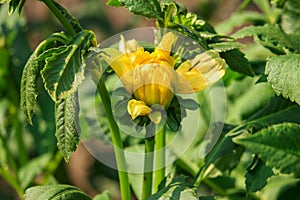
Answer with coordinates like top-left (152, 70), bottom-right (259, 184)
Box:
top-left (119, 35), bottom-right (138, 54)
top-left (154, 32), bottom-right (176, 62)
top-left (127, 99), bottom-right (151, 120)
top-left (176, 50), bottom-right (226, 94)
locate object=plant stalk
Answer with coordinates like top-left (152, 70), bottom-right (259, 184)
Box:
top-left (142, 136), bottom-right (155, 200)
top-left (153, 125), bottom-right (166, 192)
top-left (97, 77), bottom-right (131, 200)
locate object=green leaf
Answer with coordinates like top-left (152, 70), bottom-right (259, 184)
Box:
top-left (53, 1), bottom-right (83, 33)
top-left (93, 191), bottom-right (112, 200)
top-left (245, 159), bottom-right (274, 192)
top-left (106, 0), bottom-right (123, 7)
top-left (41, 30), bottom-right (95, 101)
top-left (148, 175), bottom-right (198, 200)
top-left (232, 24), bottom-right (300, 54)
top-left (18, 153), bottom-right (52, 189)
top-left (215, 11), bottom-right (266, 35)
top-left (20, 41), bottom-right (45, 125)
top-left (8, 0), bottom-right (26, 14)
top-left (234, 123), bottom-right (300, 177)
top-left (180, 98), bottom-right (199, 110)
top-left (24, 184), bottom-right (91, 200)
top-left (55, 92), bottom-right (80, 162)
top-left (121, 0), bottom-right (162, 19)
top-left (208, 41), bottom-right (246, 52)
top-left (281, 0), bottom-right (300, 34)
top-left (265, 54), bottom-right (300, 105)
top-left (220, 49), bottom-right (254, 76)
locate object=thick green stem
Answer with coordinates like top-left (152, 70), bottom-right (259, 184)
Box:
top-left (97, 78), bottom-right (131, 200)
top-left (153, 126), bottom-right (166, 192)
top-left (41, 0), bottom-right (77, 36)
top-left (142, 137), bottom-right (155, 200)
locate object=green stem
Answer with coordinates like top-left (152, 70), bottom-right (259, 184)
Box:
top-left (153, 125), bottom-right (166, 192)
top-left (97, 77), bottom-right (131, 200)
top-left (142, 137), bottom-right (155, 200)
top-left (41, 0), bottom-right (77, 36)
top-left (0, 168), bottom-right (24, 198)
top-left (40, 150), bottom-right (63, 185)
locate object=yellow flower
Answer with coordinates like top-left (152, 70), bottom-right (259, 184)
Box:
top-left (102, 32), bottom-right (226, 123)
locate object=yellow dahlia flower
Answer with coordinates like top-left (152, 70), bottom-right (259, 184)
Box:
top-left (102, 32), bottom-right (226, 123)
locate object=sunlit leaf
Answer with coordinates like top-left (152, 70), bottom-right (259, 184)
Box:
top-left (24, 184), bottom-right (91, 200)
top-left (234, 123), bottom-right (300, 177)
top-left (93, 191), bottom-right (112, 200)
top-left (55, 92), bottom-right (80, 162)
top-left (121, 0), bottom-right (162, 19)
top-left (18, 153), bottom-right (52, 189)
top-left (41, 30), bottom-right (95, 101)
top-left (265, 54), bottom-right (300, 105)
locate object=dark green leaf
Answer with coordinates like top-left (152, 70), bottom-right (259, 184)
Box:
top-left (234, 123), bottom-right (300, 177)
top-left (220, 49), bottom-right (254, 76)
top-left (20, 42), bottom-right (45, 125)
top-left (181, 98), bottom-right (199, 110)
top-left (41, 30), bottom-right (95, 101)
top-left (106, 0), bottom-right (123, 7)
top-left (53, 1), bottom-right (83, 33)
top-left (8, 0), bottom-right (26, 14)
top-left (265, 54), bottom-right (300, 105)
top-left (245, 159), bottom-right (274, 192)
top-left (18, 153), bottom-right (52, 189)
top-left (114, 99), bottom-right (128, 117)
top-left (121, 0), bottom-right (162, 19)
top-left (55, 92), bottom-right (80, 162)
top-left (24, 184), bottom-right (91, 200)
top-left (281, 0), bottom-right (300, 34)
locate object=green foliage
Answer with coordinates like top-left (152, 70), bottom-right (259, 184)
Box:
top-left (148, 175), bottom-right (198, 200)
top-left (281, 0), bottom-right (300, 33)
top-left (234, 123), bottom-right (300, 177)
top-left (265, 54), bottom-right (300, 105)
top-left (41, 30), bottom-right (95, 101)
top-left (245, 159), bottom-right (274, 193)
top-left (55, 92), bottom-right (80, 162)
top-left (24, 184), bottom-right (92, 200)
top-left (93, 191), bottom-right (113, 200)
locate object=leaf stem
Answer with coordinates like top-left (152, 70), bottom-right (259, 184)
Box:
top-left (153, 125), bottom-right (166, 192)
top-left (142, 136), bottom-right (155, 200)
top-left (40, 0), bottom-right (77, 36)
top-left (97, 77), bottom-right (131, 200)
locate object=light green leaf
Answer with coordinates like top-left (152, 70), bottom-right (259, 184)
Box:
top-left (220, 49), bottom-right (254, 76)
top-left (106, 0), bottom-right (123, 7)
top-left (234, 123), bottom-right (300, 177)
top-left (215, 11), bottom-right (266, 35)
top-left (148, 175), bottom-right (198, 200)
top-left (208, 41), bottom-right (246, 52)
top-left (93, 191), bottom-right (112, 200)
top-left (41, 30), bottom-right (95, 101)
top-left (18, 153), bottom-right (52, 189)
top-left (55, 92), bottom-right (80, 162)
top-left (121, 0), bottom-right (162, 19)
top-left (265, 54), bottom-right (300, 105)
top-left (245, 159), bottom-right (274, 192)
top-left (24, 184), bottom-right (91, 200)
top-left (232, 24), bottom-right (300, 54)
top-left (281, 0), bottom-right (300, 34)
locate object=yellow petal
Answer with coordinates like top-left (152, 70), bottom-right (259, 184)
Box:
top-left (101, 48), bottom-right (133, 78)
top-left (119, 35), bottom-right (138, 54)
top-left (127, 99), bottom-right (151, 120)
top-left (154, 32), bottom-right (175, 62)
top-left (176, 50), bottom-right (226, 94)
